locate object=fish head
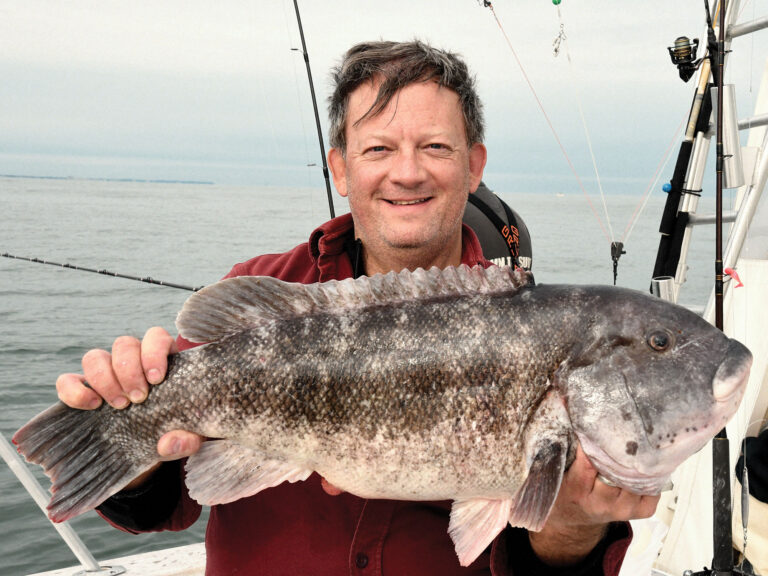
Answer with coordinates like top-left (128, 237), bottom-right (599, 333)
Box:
top-left (553, 287), bottom-right (752, 494)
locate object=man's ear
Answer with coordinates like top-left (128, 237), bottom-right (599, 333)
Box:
top-left (468, 142), bottom-right (487, 194)
top-left (328, 148), bottom-right (348, 197)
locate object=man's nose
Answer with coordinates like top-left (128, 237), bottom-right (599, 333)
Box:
top-left (389, 148), bottom-right (427, 187)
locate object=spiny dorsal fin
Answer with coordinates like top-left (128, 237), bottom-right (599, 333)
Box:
top-left (176, 264), bottom-right (531, 343)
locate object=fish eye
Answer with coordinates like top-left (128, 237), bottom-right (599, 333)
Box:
top-left (647, 330), bottom-right (673, 352)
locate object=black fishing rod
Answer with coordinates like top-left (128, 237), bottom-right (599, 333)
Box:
top-left (1, 253), bottom-right (203, 292)
top-left (709, 1), bottom-right (734, 574)
top-left (292, 0), bottom-right (335, 219)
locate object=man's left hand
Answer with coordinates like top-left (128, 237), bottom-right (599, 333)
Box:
top-left (529, 444), bottom-right (660, 566)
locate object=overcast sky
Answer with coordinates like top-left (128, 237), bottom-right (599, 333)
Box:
top-left (0, 0), bottom-right (766, 189)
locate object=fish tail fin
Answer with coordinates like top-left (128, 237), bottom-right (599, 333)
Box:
top-left (13, 402), bottom-right (156, 522)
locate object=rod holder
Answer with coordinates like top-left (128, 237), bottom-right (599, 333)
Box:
top-left (651, 276), bottom-right (676, 302)
top-left (712, 85), bottom-right (746, 189)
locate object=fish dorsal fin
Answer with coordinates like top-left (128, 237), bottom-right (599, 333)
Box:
top-left (177, 264), bottom-right (531, 343)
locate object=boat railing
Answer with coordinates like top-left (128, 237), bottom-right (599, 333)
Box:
top-left (0, 432), bottom-right (124, 575)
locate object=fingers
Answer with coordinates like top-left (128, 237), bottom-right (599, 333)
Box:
top-left (82, 346), bottom-right (133, 409)
top-left (142, 326), bottom-right (177, 385)
top-left (122, 430), bottom-right (204, 491)
top-left (587, 477), bottom-right (660, 521)
top-left (111, 336), bottom-right (148, 404)
top-left (56, 373), bottom-right (103, 410)
top-left (320, 478), bottom-right (344, 496)
top-left (63, 327), bottom-right (175, 410)
top-left (157, 430), bottom-right (204, 460)
top-left (551, 445), bottom-right (661, 526)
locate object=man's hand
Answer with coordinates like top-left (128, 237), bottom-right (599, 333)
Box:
top-left (55, 326), bottom-right (204, 489)
top-left (529, 445), bottom-right (660, 566)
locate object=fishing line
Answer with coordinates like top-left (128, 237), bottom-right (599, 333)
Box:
top-left (1, 253), bottom-right (203, 292)
top-left (282, 0), bottom-right (313, 178)
top-left (291, 0), bottom-right (335, 219)
top-left (554, 6), bottom-right (616, 243)
top-left (478, 1), bottom-right (611, 243)
top-left (621, 115), bottom-right (687, 244)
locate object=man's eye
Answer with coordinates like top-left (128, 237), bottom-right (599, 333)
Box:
top-left (366, 146), bottom-right (387, 153)
top-left (428, 143), bottom-right (445, 150)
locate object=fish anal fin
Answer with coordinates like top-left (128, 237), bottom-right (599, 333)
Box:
top-left (508, 440), bottom-right (567, 531)
top-left (448, 497), bottom-right (512, 567)
top-left (185, 440), bottom-right (312, 506)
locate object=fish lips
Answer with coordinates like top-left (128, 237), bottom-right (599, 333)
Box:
top-left (712, 339), bottom-right (752, 405)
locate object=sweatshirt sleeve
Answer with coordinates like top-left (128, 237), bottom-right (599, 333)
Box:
top-left (96, 460), bottom-right (202, 533)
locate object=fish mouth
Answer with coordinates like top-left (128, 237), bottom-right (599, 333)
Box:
top-left (712, 340), bottom-right (752, 403)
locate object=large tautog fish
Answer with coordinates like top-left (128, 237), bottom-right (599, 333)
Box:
top-left (14, 265), bottom-right (751, 566)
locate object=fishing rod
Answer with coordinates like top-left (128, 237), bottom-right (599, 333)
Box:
top-left (652, 39), bottom-right (712, 290)
top-left (709, 1), bottom-right (734, 575)
top-left (1, 253), bottom-right (203, 292)
top-left (292, 0), bottom-right (335, 220)
top-left (652, 1), bottom-right (758, 574)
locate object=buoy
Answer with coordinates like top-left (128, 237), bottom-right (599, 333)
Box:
top-left (663, 182), bottom-right (673, 192)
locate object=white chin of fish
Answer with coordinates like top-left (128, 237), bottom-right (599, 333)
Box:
top-left (597, 473), bottom-right (673, 493)
top-left (579, 437), bottom-right (672, 495)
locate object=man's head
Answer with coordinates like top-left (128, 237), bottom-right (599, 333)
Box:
top-left (328, 40), bottom-right (485, 155)
top-left (327, 40), bottom-right (487, 275)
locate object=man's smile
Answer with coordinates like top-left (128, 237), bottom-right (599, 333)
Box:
top-left (385, 198), bottom-right (431, 206)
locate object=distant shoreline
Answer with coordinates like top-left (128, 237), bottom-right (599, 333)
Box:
top-left (0, 173), bottom-right (215, 185)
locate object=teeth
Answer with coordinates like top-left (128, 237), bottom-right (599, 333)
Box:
top-left (390, 199), bottom-right (427, 205)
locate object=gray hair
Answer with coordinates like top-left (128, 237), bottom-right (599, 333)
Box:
top-left (328, 40), bottom-right (485, 153)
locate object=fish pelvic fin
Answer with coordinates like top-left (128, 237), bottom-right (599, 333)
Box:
top-left (185, 440), bottom-right (312, 505)
top-left (12, 402), bottom-right (158, 522)
top-left (176, 264), bottom-right (532, 343)
top-left (449, 497), bottom-right (512, 567)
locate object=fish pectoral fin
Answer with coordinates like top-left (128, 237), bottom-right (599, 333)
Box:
top-left (508, 440), bottom-right (566, 531)
top-left (185, 440), bottom-right (312, 506)
top-left (448, 497), bottom-right (512, 567)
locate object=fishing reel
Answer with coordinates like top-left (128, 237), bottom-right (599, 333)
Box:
top-left (668, 36), bottom-right (702, 82)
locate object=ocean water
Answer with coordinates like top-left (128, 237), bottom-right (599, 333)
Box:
top-left (0, 176), bottom-right (723, 575)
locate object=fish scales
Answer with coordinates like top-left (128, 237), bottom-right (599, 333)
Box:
top-left (13, 265), bottom-right (752, 567)
top-left (160, 294), bottom-right (549, 499)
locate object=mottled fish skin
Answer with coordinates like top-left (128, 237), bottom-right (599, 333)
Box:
top-left (13, 265), bottom-right (752, 567)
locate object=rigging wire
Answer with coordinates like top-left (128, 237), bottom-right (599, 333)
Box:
top-left (553, 6), bottom-right (615, 243)
top-left (282, 0), bottom-right (314, 181)
top-left (481, 1), bottom-right (700, 285)
top-left (479, 1), bottom-right (611, 243)
top-left (621, 115), bottom-right (687, 243)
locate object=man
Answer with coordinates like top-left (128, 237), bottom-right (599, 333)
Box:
top-left (57, 40), bottom-right (658, 575)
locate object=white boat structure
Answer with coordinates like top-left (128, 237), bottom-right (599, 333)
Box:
top-left (2, 1), bottom-right (767, 575)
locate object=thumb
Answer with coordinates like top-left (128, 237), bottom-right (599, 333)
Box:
top-left (157, 430), bottom-right (204, 460)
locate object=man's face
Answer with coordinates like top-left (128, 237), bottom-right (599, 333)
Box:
top-left (328, 79), bottom-right (486, 272)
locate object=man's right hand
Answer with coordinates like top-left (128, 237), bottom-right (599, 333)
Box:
top-left (56, 326), bottom-right (204, 489)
